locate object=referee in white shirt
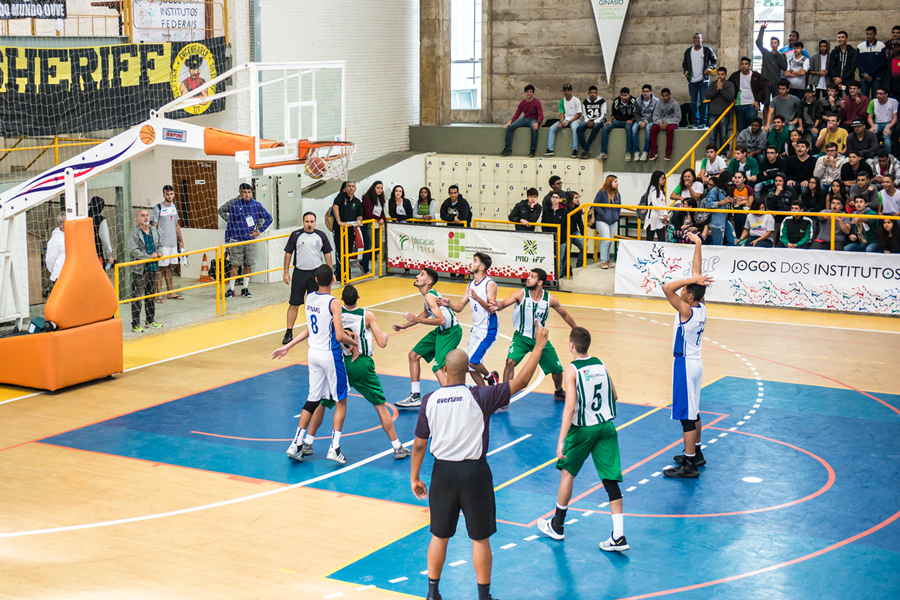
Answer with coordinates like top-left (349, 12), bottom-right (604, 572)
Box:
top-left (282, 212), bottom-right (333, 344)
top-left (410, 322), bottom-right (549, 600)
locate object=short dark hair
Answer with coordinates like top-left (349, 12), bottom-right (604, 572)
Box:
top-left (790, 199), bottom-right (803, 208)
top-left (588, 85), bottom-right (598, 92)
top-left (717, 66), bottom-right (728, 74)
top-left (793, 41), bottom-right (804, 49)
top-left (549, 175), bottom-right (562, 186)
top-left (642, 84), bottom-right (652, 91)
top-left (838, 30), bottom-right (848, 37)
top-left (790, 30), bottom-right (800, 38)
top-left (877, 86), bottom-right (890, 95)
top-left (735, 144), bottom-right (748, 154)
top-left (848, 150), bottom-right (862, 158)
top-left (448, 184), bottom-right (459, 193)
top-left (740, 56), bottom-right (751, 63)
top-left (524, 84), bottom-right (535, 93)
top-left (751, 117), bottom-right (763, 126)
top-left (162, 185), bottom-right (174, 193)
top-left (550, 191), bottom-right (562, 200)
top-left (473, 252), bottom-right (492, 270)
top-left (857, 171), bottom-right (870, 180)
top-left (661, 87), bottom-right (671, 95)
top-left (826, 142), bottom-right (839, 151)
top-left (705, 144), bottom-right (717, 152)
top-left (302, 211), bottom-right (316, 220)
top-left (877, 148), bottom-right (890, 158)
top-left (766, 145), bottom-right (778, 153)
top-left (527, 187), bottom-right (538, 197)
top-left (796, 139), bottom-right (810, 149)
top-left (424, 268), bottom-right (439, 285)
top-left (778, 79), bottom-right (790, 89)
top-left (569, 327), bottom-right (591, 354)
top-left (685, 283), bottom-right (706, 302)
top-left (773, 114), bottom-right (785, 123)
top-left (866, 26), bottom-right (877, 33)
top-left (620, 87), bottom-right (630, 94)
top-left (531, 268), bottom-right (547, 284)
top-left (847, 80), bottom-right (860, 89)
top-left (341, 284), bottom-right (359, 305)
top-left (315, 264), bottom-right (333, 287)
top-left (239, 182), bottom-right (253, 191)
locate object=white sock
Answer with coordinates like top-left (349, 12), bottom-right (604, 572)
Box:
top-left (686, 452), bottom-right (695, 458)
top-left (229, 280), bottom-right (235, 291)
top-left (557, 502), bottom-right (568, 510)
top-left (304, 434), bottom-right (315, 445)
top-left (391, 438), bottom-right (402, 450)
top-left (411, 381), bottom-right (421, 394)
top-left (612, 513), bottom-right (624, 539)
top-left (293, 427), bottom-right (304, 443)
top-left (695, 442), bottom-right (702, 448)
top-left (332, 431), bottom-right (341, 447)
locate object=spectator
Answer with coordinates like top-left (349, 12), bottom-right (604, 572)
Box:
top-left (845, 196), bottom-right (878, 251)
top-left (546, 83), bottom-right (582, 158)
top-left (632, 84), bottom-right (659, 162)
top-left (878, 176), bottom-right (900, 215)
top-left (818, 84), bottom-right (842, 120)
top-left (799, 84), bottom-right (825, 141)
top-left (45, 213), bottom-right (66, 289)
top-left (786, 139), bottom-right (817, 192)
top-left (828, 31), bottom-right (859, 92)
top-left (738, 197), bottom-right (775, 247)
top-left (826, 179), bottom-right (850, 211)
top-left (867, 87), bottom-right (898, 154)
top-left (869, 149), bottom-right (900, 188)
top-left (542, 176), bottom-right (565, 214)
top-left (670, 168), bottom-right (705, 205)
top-left (88, 196), bottom-right (113, 270)
top-left (508, 188), bottom-right (542, 231)
top-left (857, 26), bottom-right (887, 99)
top-left (768, 116), bottom-right (791, 157)
top-left (577, 85), bottom-right (606, 158)
top-left (756, 23), bottom-right (789, 104)
top-left (565, 191), bottom-right (585, 268)
top-left (731, 170), bottom-right (754, 233)
top-left (841, 151), bottom-right (874, 187)
top-left (849, 172), bottom-right (879, 210)
top-left (281, 212), bottom-right (333, 345)
top-left (729, 57), bottom-right (765, 134)
top-left (847, 119), bottom-right (880, 160)
top-left (814, 142), bottom-right (848, 186)
top-left (127, 209), bottom-right (163, 332)
top-left (542, 191), bottom-right (570, 275)
top-left (837, 82), bottom-right (869, 131)
top-left (440, 184), bottom-right (471, 227)
top-left (810, 195), bottom-right (852, 250)
top-left (388, 185), bottom-right (414, 222)
top-left (330, 181), bottom-right (362, 280)
top-left (592, 175), bottom-right (621, 269)
top-left (360, 181), bottom-right (387, 275)
top-left (600, 88), bottom-right (637, 161)
top-left (647, 88), bottom-right (681, 161)
top-left (873, 219), bottom-right (900, 252)
top-left (735, 117), bottom-right (768, 160)
top-left (815, 115), bottom-right (848, 153)
top-left (888, 40), bottom-right (900, 99)
top-left (682, 32), bottom-right (717, 128)
top-left (785, 42), bottom-right (810, 99)
top-left (706, 67), bottom-right (735, 152)
top-left (766, 172), bottom-right (795, 235)
top-left (704, 172), bottom-right (737, 246)
top-left (779, 200), bottom-right (814, 248)
top-left (755, 145), bottom-right (784, 194)
top-left (800, 176), bottom-right (828, 213)
top-left (150, 188), bottom-right (184, 303)
top-left (219, 183), bottom-right (273, 299)
top-left (767, 82), bottom-right (801, 133)
top-left (502, 84), bottom-right (543, 157)
top-left (727, 144), bottom-right (760, 184)
top-left (643, 171), bottom-right (669, 242)
top-left (786, 129), bottom-right (803, 158)
top-left (809, 39), bottom-right (832, 97)
top-left (699, 144), bottom-right (728, 188)
top-left (779, 30), bottom-right (810, 58)
top-left (415, 187), bottom-right (437, 220)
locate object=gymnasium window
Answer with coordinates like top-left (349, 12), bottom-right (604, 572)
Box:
top-left (752, 0), bottom-right (785, 72)
top-left (451, 0), bottom-right (482, 110)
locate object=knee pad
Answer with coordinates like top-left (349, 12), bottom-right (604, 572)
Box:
top-left (302, 400), bottom-right (321, 414)
top-left (603, 480), bottom-right (622, 502)
top-left (681, 419), bottom-right (697, 432)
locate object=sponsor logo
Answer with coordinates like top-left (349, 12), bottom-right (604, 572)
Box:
top-left (524, 240), bottom-right (538, 256)
top-left (399, 234), bottom-right (410, 250)
top-left (162, 128), bottom-right (187, 143)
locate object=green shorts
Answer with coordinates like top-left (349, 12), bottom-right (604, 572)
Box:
top-left (344, 355), bottom-right (386, 406)
top-left (412, 324), bottom-right (463, 373)
top-left (320, 399), bottom-right (336, 409)
top-left (555, 421), bottom-right (622, 481)
top-left (506, 331), bottom-right (563, 374)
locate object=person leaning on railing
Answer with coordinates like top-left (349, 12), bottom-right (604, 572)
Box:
top-left (778, 200), bottom-right (814, 249)
top-left (543, 191), bottom-right (570, 276)
top-left (845, 196), bottom-right (879, 252)
top-left (508, 188), bottom-right (542, 232)
top-left (810, 195), bottom-right (852, 250)
top-left (592, 175), bottom-right (621, 269)
top-left (737, 197), bottom-right (775, 247)
top-left (416, 187), bottom-right (437, 220)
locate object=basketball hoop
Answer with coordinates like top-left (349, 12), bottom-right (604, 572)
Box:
top-left (301, 141), bottom-right (355, 181)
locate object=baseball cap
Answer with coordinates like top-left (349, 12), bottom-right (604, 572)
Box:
top-left (805, 84), bottom-right (816, 92)
top-left (562, 83), bottom-right (572, 91)
top-left (852, 118), bottom-right (864, 127)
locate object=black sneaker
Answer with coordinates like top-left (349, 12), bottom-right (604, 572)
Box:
top-left (554, 389), bottom-right (566, 401)
top-left (664, 458), bottom-right (699, 478)
top-left (544, 149), bottom-right (554, 156)
top-left (528, 149), bottom-right (535, 158)
top-left (282, 331), bottom-right (293, 345)
top-left (674, 450), bottom-right (706, 467)
top-left (500, 147), bottom-right (512, 156)
top-left (486, 371), bottom-right (500, 386)
top-left (571, 149), bottom-right (579, 158)
top-left (241, 288), bottom-right (252, 298)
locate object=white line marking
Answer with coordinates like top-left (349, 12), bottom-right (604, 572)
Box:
top-left (719, 433), bottom-right (729, 437)
top-left (524, 535), bottom-right (539, 541)
top-left (638, 316), bottom-right (646, 320)
top-left (449, 560), bottom-right (466, 567)
top-left (487, 434), bottom-right (532, 456)
top-left (758, 392), bottom-right (765, 396)
top-left (662, 465), bottom-right (672, 470)
top-left (744, 415), bottom-right (752, 419)
top-left (651, 472), bottom-right (662, 477)
top-left (708, 438), bottom-right (718, 443)
top-left (749, 410), bottom-right (756, 413)
top-left (420, 571), bottom-right (428, 575)
top-left (583, 511), bottom-right (594, 516)
top-left (0, 391), bottom-right (43, 407)
top-left (746, 363), bottom-right (753, 367)
top-left (638, 479), bottom-right (649, 484)
top-left (729, 427), bottom-right (737, 431)
top-left (624, 487), bottom-right (636, 493)
top-left (737, 421), bottom-right (745, 426)
top-left (599, 502), bottom-right (609, 508)
top-left (565, 519), bottom-right (578, 525)
top-left (389, 577), bottom-right (408, 584)
top-left (501, 543), bottom-right (517, 550)
top-left (650, 319), bottom-right (658, 323)
top-left (737, 354), bottom-right (743, 358)
top-left (356, 585), bottom-right (376, 591)
top-left (700, 445), bottom-right (707, 450)
top-left (324, 593), bottom-right (344, 599)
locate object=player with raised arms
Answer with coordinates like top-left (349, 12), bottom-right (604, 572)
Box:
top-left (395, 268), bottom-right (464, 408)
top-left (492, 268), bottom-right (576, 403)
top-left (662, 232), bottom-right (712, 479)
top-left (271, 264), bottom-right (358, 465)
top-left (437, 252), bottom-right (500, 387)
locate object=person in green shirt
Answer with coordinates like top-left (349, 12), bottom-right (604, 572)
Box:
top-left (845, 196), bottom-right (879, 251)
top-left (726, 145), bottom-right (760, 184)
top-left (767, 115), bottom-right (792, 157)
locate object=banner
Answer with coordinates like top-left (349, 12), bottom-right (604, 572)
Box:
top-left (591, 0), bottom-right (629, 78)
top-left (614, 240), bottom-right (900, 315)
top-left (387, 224), bottom-right (557, 282)
top-left (0, 36), bottom-right (225, 136)
top-left (132, 1), bottom-right (207, 43)
top-left (0, 1), bottom-right (65, 19)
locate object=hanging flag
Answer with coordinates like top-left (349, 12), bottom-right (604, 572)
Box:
top-left (591, 0), bottom-right (630, 78)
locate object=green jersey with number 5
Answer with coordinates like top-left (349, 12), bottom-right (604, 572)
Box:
top-left (570, 356), bottom-right (615, 427)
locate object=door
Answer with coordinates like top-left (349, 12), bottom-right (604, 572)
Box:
top-left (171, 160), bottom-right (219, 229)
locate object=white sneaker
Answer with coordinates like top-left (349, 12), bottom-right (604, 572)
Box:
top-left (537, 517), bottom-right (565, 540)
top-left (327, 445), bottom-right (347, 464)
top-left (599, 532), bottom-right (630, 552)
top-left (600, 152), bottom-right (608, 159)
top-left (624, 152), bottom-right (632, 162)
top-left (396, 393), bottom-right (421, 408)
top-left (393, 445), bottom-right (412, 460)
top-left (639, 152), bottom-right (648, 161)
top-left (286, 442), bottom-right (303, 461)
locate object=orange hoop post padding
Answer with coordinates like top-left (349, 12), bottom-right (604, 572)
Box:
top-left (203, 128), bottom-right (285, 157)
top-left (45, 218), bottom-right (117, 330)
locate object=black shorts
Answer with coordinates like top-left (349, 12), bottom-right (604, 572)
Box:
top-left (289, 268), bottom-right (318, 306)
top-left (428, 457), bottom-right (496, 540)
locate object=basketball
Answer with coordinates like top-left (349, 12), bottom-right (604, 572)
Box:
top-left (305, 157), bottom-right (327, 179)
top-left (139, 125), bottom-right (155, 145)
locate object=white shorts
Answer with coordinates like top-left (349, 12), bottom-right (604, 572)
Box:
top-left (158, 246), bottom-right (178, 267)
top-left (307, 347), bottom-right (348, 404)
top-left (466, 325), bottom-right (498, 366)
top-left (672, 357), bottom-right (702, 421)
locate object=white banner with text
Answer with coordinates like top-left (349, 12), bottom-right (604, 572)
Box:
top-left (614, 240), bottom-right (900, 315)
top-left (387, 224), bottom-right (557, 281)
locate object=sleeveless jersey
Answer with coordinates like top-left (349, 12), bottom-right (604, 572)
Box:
top-left (305, 292), bottom-right (339, 352)
top-left (512, 289), bottom-right (550, 338)
top-left (467, 276), bottom-right (498, 333)
top-left (571, 356), bottom-right (616, 427)
top-left (341, 307), bottom-right (373, 357)
top-left (426, 289), bottom-right (458, 331)
top-left (673, 303), bottom-right (706, 359)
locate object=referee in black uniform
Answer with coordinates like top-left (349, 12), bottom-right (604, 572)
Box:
top-left (411, 322), bottom-right (549, 600)
top-left (282, 212), bottom-right (333, 344)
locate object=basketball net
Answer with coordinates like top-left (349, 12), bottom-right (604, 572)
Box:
top-left (302, 141), bottom-right (355, 181)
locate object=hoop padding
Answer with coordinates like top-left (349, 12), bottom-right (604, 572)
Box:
top-left (302, 141), bottom-right (355, 181)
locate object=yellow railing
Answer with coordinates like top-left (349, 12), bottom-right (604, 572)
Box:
top-left (218, 233), bottom-right (294, 314)
top-left (666, 103), bottom-right (737, 198)
top-left (0, 137), bottom-right (103, 170)
top-left (339, 219), bottom-right (382, 285)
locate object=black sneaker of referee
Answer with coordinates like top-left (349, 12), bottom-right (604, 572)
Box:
top-left (282, 330), bottom-right (293, 345)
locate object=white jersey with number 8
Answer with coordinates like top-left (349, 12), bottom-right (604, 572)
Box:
top-left (306, 291), bottom-right (339, 352)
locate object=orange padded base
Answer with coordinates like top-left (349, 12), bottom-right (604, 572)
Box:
top-left (0, 319), bottom-right (123, 391)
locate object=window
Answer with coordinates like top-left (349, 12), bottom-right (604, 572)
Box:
top-left (451, 0), bottom-right (482, 110)
top-left (752, 0), bottom-right (785, 72)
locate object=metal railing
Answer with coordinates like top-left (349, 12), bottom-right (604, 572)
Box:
top-left (472, 218), bottom-right (562, 280)
top-left (338, 219), bottom-right (382, 285)
top-left (0, 137), bottom-right (103, 171)
top-left (666, 102), bottom-right (737, 200)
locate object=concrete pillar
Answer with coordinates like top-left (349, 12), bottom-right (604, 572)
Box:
top-left (420, 0), bottom-right (451, 126)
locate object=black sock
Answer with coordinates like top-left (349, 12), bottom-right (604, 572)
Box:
top-left (477, 582), bottom-right (491, 600)
top-left (552, 506), bottom-right (567, 530)
top-left (427, 577), bottom-right (440, 598)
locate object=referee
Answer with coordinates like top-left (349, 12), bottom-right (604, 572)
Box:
top-left (282, 212), bottom-right (333, 344)
top-left (410, 322), bottom-right (549, 600)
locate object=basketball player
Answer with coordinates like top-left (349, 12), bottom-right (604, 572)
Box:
top-left (436, 252), bottom-right (500, 387)
top-left (395, 269), bottom-right (464, 408)
top-left (662, 232), bottom-right (712, 479)
top-left (491, 268), bottom-right (576, 402)
top-left (536, 327), bottom-right (629, 552)
top-left (298, 285), bottom-right (412, 460)
top-left (271, 264), bottom-right (358, 465)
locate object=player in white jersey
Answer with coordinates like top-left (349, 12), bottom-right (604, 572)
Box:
top-left (493, 268), bottom-right (577, 402)
top-left (271, 264), bottom-right (358, 465)
top-left (395, 268), bottom-right (464, 408)
top-left (661, 232), bottom-right (712, 479)
top-left (537, 327), bottom-right (629, 552)
top-left (437, 252), bottom-right (500, 387)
